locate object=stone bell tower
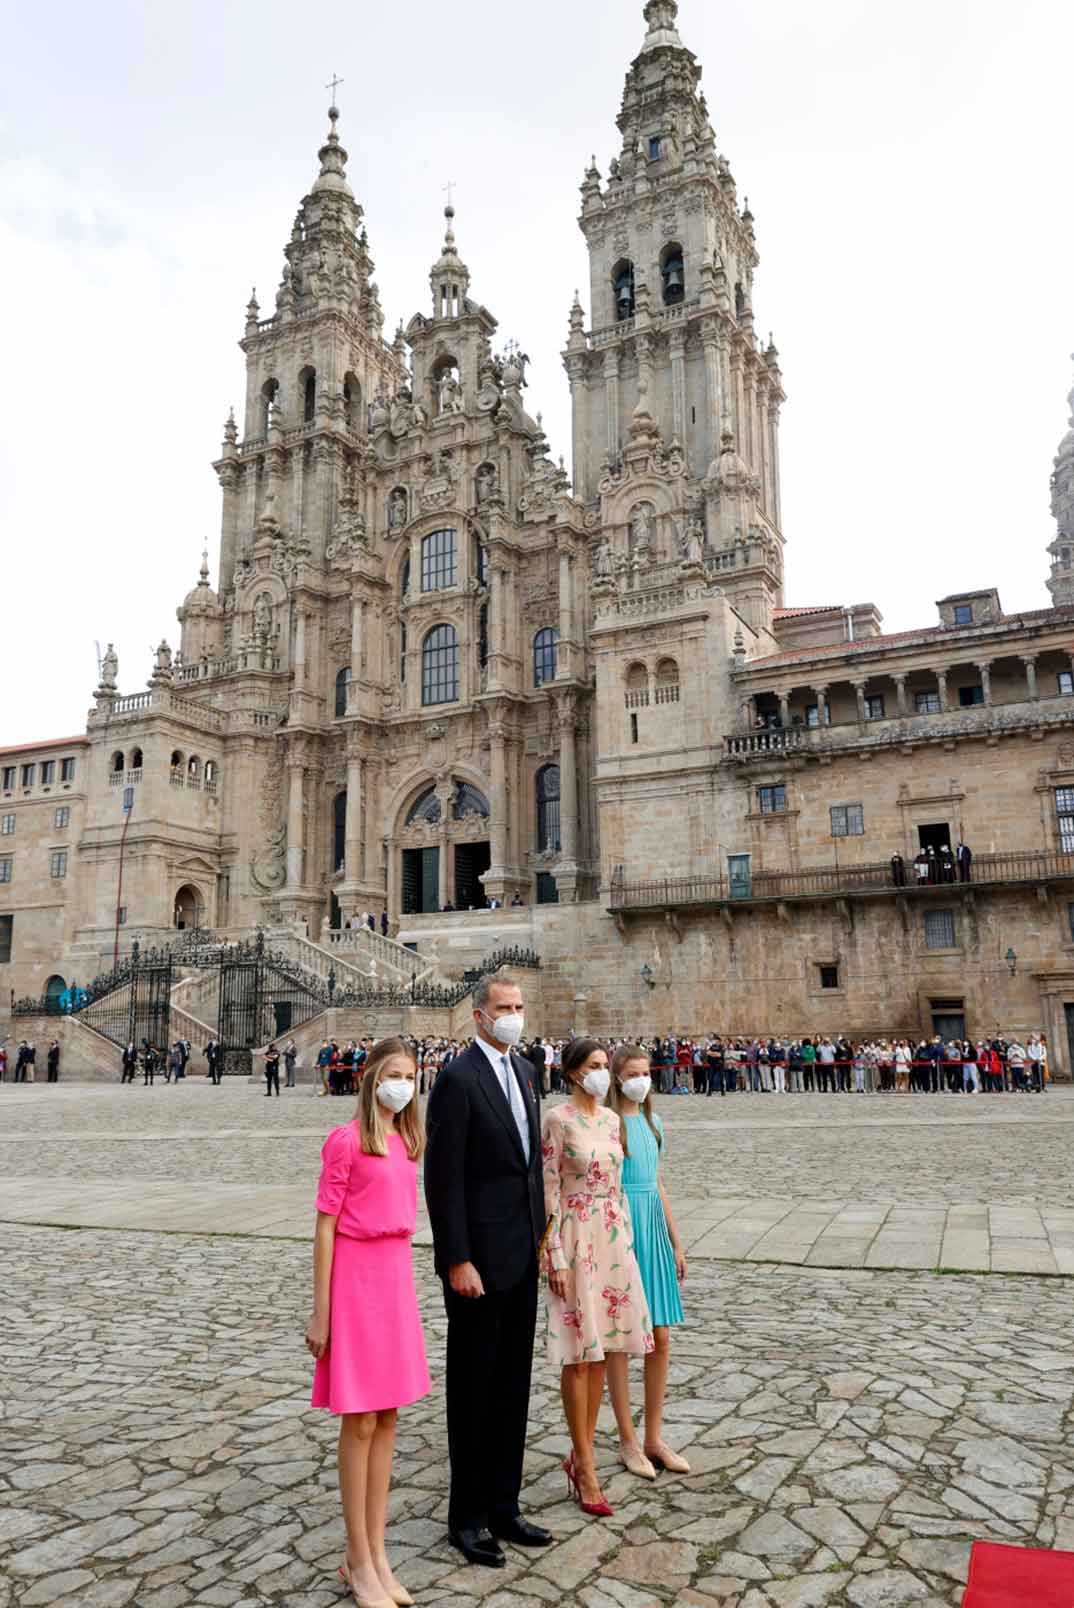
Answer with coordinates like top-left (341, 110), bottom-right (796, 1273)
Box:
top-left (564, 0), bottom-right (786, 630)
top-left (1048, 356), bottom-right (1074, 608)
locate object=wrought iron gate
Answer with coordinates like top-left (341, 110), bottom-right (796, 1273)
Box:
top-left (73, 941), bottom-right (173, 1048)
top-left (217, 933), bottom-right (324, 1076)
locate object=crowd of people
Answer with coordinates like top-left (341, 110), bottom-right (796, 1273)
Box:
top-left (0, 1040), bottom-right (61, 1082)
top-left (304, 975), bottom-right (689, 1606)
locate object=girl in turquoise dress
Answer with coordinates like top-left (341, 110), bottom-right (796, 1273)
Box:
top-left (606, 1044), bottom-right (690, 1480)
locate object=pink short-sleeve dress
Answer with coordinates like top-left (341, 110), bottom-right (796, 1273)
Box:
top-left (311, 1123), bottom-right (431, 1415)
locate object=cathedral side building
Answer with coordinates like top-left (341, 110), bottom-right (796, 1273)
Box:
top-left (5, 0), bottom-right (1074, 1069)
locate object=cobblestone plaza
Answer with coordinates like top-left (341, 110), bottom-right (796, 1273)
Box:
top-left (3, 1082), bottom-right (1074, 1606)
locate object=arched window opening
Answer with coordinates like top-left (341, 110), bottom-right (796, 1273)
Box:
top-left (406, 787), bottom-right (442, 827)
top-left (613, 259), bottom-right (635, 322)
top-left (625, 662), bottom-right (649, 709)
top-left (536, 764), bottom-right (561, 853)
top-left (533, 627), bottom-right (559, 687)
top-left (453, 784), bottom-right (490, 820)
top-left (300, 366), bottom-right (317, 423)
top-left (335, 666), bottom-right (352, 718)
top-left (260, 377), bottom-right (279, 433)
top-left (130, 748), bottom-right (143, 771)
top-left (187, 756), bottom-right (201, 779)
top-left (655, 656), bottom-right (680, 705)
top-left (45, 974), bottom-right (66, 1007)
top-left (421, 528), bottom-right (457, 592)
top-left (204, 760), bottom-right (216, 784)
top-left (473, 532), bottom-right (489, 587)
top-left (661, 243), bottom-right (685, 306)
top-left (343, 371), bottom-right (361, 433)
top-left (399, 620), bottom-right (408, 682)
top-left (422, 625), bottom-right (459, 707)
top-left (170, 750), bottom-right (183, 770)
top-left (333, 790), bottom-right (347, 872)
top-left (174, 884), bottom-right (201, 931)
top-left (112, 751), bottom-right (125, 773)
top-left (477, 604), bottom-right (489, 672)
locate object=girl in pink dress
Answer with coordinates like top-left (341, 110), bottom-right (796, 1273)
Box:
top-left (306, 1038), bottom-right (430, 1608)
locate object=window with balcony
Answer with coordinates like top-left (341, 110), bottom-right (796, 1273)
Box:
top-left (421, 529), bottom-right (457, 592)
top-left (953, 604), bottom-right (973, 625)
top-left (757, 784), bottom-right (787, 814)
top-left (1059, 671), bottom-right (1073, 697)
top-left (958, 685), bottom-right (984, 707)
top-left (2, 767), bottom-right (14, 791)
top-left (1, 815), bottom-right (13, 836)
top-left (54, 807), bottom-right (69, 829)
top-left (0, 857), bottom-right (11, 884)
top-left (805, 704), bottom-right (831, 728)
top-left (924, 909), bottom-right (957, 949)
top-left (830, 803), bottom-right (864, 837)
top-left (335, 666), bottom-right (351, 718)
top-left (50, 851), bottom-right (68, 879)
top-left (1057, 788), bottom-right (1074, 854)
top-left (916, 691), bottom-right (941, 714)
top-left (61, 757), bottom-right (75, 782)
top-left (537, 764), bottom-right (561, 853)
top-left (864, 695), bottom-right (885, 721)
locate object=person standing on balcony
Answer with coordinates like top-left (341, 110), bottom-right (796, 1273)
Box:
top-left (380, 909), bottom-right (389, 936)
top-left (890, 852), bottom-right (906, 887)
top-left (957, 840), bottom-right (973, 883)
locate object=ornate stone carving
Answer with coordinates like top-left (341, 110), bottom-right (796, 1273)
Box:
top-left (250, 762), bottom-right (287, 892)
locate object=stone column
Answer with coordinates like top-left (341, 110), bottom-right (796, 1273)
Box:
top-left (344, 752), bottom-right (363, 889)
top-left (778, 691), bottom-right (791, 728)
top-left (488, 721), bottom-right (509, 884)
top-left (669, 330), bottom-right (687, 443)
top-left (1023, 655), bottom-right (1039, 700)
top-left (293, 607), bottom-right (307, 686)
top-left (976, 661), bottom-right (993, 707)
top-left (853, 681), bottom-right (867, 723)
top-left (603, 350), bottom-right (620, 459)
top-left (702, 327), bottom-right (721, 452)
top-left (893, 674), bottom-right (908, 716)
top-left (812, 685), bottom-right (828, 726)
top-left (286, 760), bottom-right (305, 888)
top-left (557, 538), bottom-right (574, 682)
top-left (935, 668), bottom-right (949, 711)
top-left (557, 693), bottom-right (579, 902)
top-left (350, 594), bottom-right (364, 682)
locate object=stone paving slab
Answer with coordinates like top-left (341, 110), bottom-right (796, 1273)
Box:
top-left (4, 1225), bottom-right (1074, 1607)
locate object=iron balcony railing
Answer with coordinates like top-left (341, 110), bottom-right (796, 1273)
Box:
top-left (608, 848), bottom-right (1074, 911)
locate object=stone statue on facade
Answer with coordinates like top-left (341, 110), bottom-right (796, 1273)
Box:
top-left (475, 463), bottom-right (499, 504)
top-left (679, 517), bottom-right (705, 569)
top-left (100, 643), bottom-right (118, 689)
top-left (388, 487), bottom-right (408, 529)
top-left (595, 538), bottom-right (614, 580)
top-left (630, 502), bottom-right (654, 559)
top-left (253, 594), bottom-right (273, 638)
top-left (438, 370), bottom-right (463, 415)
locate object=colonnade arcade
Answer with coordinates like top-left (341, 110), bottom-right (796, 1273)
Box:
top-left (735, 646), bottom-right (1074, 742)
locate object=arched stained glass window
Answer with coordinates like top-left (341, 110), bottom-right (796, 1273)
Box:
top-left (536, 764), bottom-right (561, 853)
top-left (453, 784), bottom-right (490, 820)
top-left (406, 787), bottom-right (442, 826)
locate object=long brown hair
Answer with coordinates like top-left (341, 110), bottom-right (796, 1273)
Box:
top-left (560, 1037), bottom-right (605, 1083)
top-left (609, 1044), bottom-right (662, 1157)
top-left (356, 1037), bottom-right (425, 1161)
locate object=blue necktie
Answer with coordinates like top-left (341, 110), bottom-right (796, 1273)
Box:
top-left (501, 1054), bottom-right (530, 1161)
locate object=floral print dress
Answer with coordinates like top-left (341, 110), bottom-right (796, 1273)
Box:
top-left (541, 1102), bottom-right (653, 1365)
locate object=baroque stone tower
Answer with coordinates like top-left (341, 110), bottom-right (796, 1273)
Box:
top-left (1048, 357), bottom-right (1074, 607)
top-left (564, 0), bottom-right (785, 635)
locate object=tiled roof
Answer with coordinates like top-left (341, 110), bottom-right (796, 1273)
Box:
top-left (772, 605), bottom-right (841, 618)
top-left (0, 735), bottom-right (88, 757)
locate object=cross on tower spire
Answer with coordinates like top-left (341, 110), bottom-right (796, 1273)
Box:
top-left (325, 73), bottom-right (344, 111)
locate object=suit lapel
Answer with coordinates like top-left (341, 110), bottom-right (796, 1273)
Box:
top-left (472, 1044), bottom-right (526, 1163)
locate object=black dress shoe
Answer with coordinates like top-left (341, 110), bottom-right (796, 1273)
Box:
top-left (448, 1527), bottom-right (505, 1568)
top-left (490, 1515), bottom-right (554, 1547)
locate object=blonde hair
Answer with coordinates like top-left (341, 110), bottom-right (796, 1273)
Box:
top-left (356, 1037), bottom-right (425, 1161)
top-left (608, 1044), bottom-right (662, 1158)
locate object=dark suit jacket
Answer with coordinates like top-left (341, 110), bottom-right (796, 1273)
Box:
top-left (425, 1040), bottom-right (544, 1294)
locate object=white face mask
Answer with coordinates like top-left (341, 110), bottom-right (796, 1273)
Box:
top-left (376, 1078), bottom-right (415, 1114)
top-left (481, 1009), bottom-right (524, 1047)
top-left (581, 1066), bottom-right (611, 1101)
top-left (620, 1074), bottom-right (652, 1105)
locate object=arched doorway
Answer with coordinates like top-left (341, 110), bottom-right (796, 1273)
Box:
top-left (174, 884), bottom-right (202, 931)
top-left (45, 974), bottom-right (66, 1009)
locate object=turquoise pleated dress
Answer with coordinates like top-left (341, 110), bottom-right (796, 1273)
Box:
top-left (621, 1114), bottom-right (684, 1328)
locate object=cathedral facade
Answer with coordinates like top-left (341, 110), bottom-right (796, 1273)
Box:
top-left (6, 1), bottom-right (1074, 1070)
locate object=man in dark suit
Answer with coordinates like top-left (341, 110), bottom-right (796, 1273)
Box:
top-left (527, 1035), bottom-right (549, 1095)
top-left (425, 975), bottom-right (553, 1569)
top-left (204, 1039), bottom-right (222, 1085)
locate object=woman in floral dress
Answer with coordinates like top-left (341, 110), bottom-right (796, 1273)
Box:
top-left (542, 1038), bottom-right (653, 1517)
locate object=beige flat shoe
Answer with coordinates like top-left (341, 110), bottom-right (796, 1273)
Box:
top-left (647, 1444), bottom-right (691, 1474)
top-left (619, 1443), bottom-right (657, 1480)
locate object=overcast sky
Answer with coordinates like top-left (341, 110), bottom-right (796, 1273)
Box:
top-left (2, 0), bottom-right (1072, 743)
